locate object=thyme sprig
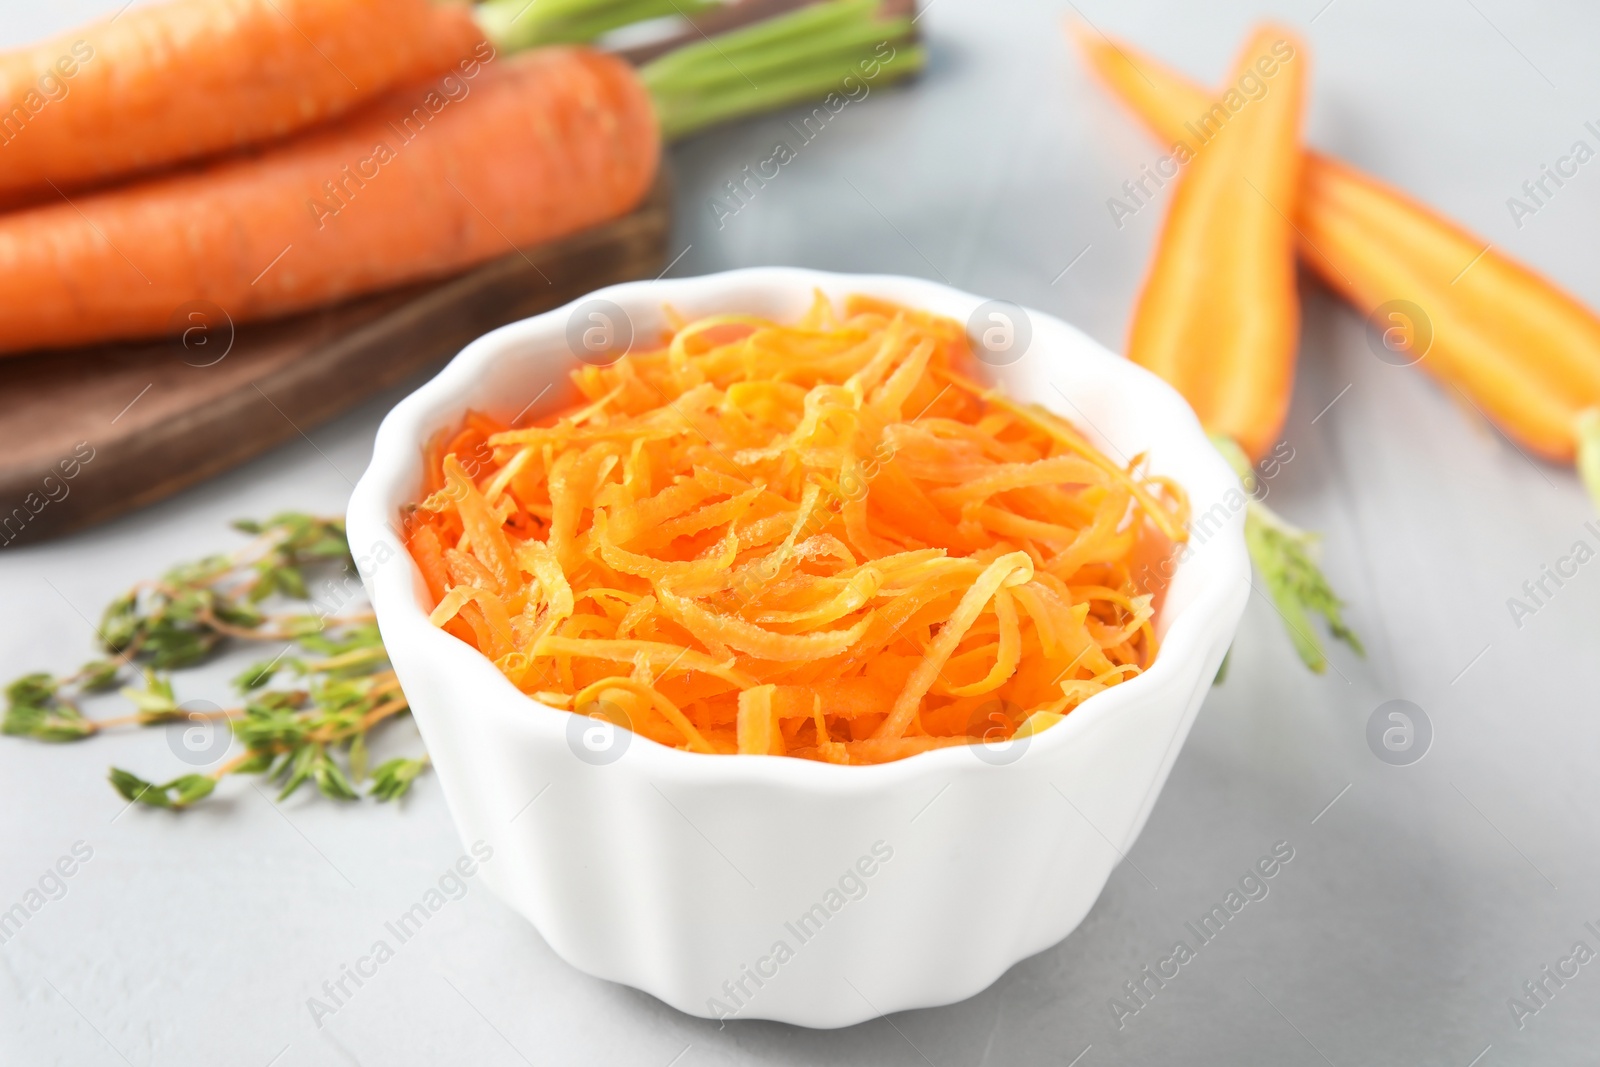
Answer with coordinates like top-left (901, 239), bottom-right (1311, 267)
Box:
top-left (4, 514), bottom-right (426, 809)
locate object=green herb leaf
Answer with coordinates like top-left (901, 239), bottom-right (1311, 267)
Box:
top-left (231, 751), bottom-right (277, 775)
top-left (109, 768), bottom-right (217, 809)
top-left (348, 733), bottom-right (369, 784)
top-left (120, 669), bottom-right (183, 722)
top-left (99, 593), bottom-right (142, 654)
top-left (314, 751), bottom-right (359, 801)
top-left (370, 756), bottom-right (429, 802)
top-left (3, 701), bottom-right (95, 742)
top-left (277, 744), bottom-right (318, 801)
top-left (3, 673), bottom-right (95, 742)
top-left (6, 672), bottom-right (58, 708)
top-left (281, 614), bottom-right (329, 640)
top-left (233, 656), bottom-right (292, 691)
top-left (78, 660), bottom-right (122, 692)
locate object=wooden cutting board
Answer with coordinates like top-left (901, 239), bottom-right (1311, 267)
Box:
top-left (0, 167), bottom-right (672, 548)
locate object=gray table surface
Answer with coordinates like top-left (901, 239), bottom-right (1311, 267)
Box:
top-left (5, 0), bottom-right (1600, 1064)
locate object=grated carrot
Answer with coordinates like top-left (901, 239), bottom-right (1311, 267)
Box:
top-left (403, 293), bottom-right (1188, 764)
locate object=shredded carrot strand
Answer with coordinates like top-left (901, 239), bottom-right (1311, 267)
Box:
top-left (403, 294), bottom-right (1187, 764)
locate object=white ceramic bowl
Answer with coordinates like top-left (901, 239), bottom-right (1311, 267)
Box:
top-left (348, 267), bottom-right (1249, 1028)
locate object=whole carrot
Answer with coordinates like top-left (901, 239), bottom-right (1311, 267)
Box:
top-left (0, 0), bottom-right (923, 355)
top-left (0, 0), bottom-right (486, 203)
top-left (1075, 27), bottom-right (1600, 501)
top-left (1107, 25), bottom-right (1361, 672)
top-left (0, 48), bottom-right (659, 354)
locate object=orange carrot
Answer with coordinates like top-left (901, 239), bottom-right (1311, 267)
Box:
top-left (1122, 26), bottom-right (1306, 464)
top-left (0, 47), bottom-right (659, 355)
top-left (1086, 24), bottom-right (1360, 673)
top-left (1298, 161), bottom-right (1600, 462)
top-left (1072, 22), bottom-right (1231, 161)
top-left (1074, 26), bottom-right (1600, 482)
top-left (0, 0), bottom-right (485, 203)
top-left (0, 0), bottom-right (926, 355)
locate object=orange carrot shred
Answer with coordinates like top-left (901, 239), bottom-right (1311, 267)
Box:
top-left (404, 295), bottom-right (1187, 764)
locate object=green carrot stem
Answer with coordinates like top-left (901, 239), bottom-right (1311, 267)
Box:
top-left (1211, 433), bottom-right (1362, 674)
top-left (652, 18), bottom-right (912, 92)
top-left (641, 0), bottom-right (881, 79)
top-left (1577, 407), bottom-right (1600, 516)
top-left (477, 0), bottom-right (610, 29)
top-left (476, 0), bottom-right (922, 140)
top-left (476, 0), bottom-right (713, 51)
top-left (655, 44), bottom-right (921, 139)
top-left (544, 3), bottom-right (684, 45)
top-left (644, 2), bottom-right (921, 141)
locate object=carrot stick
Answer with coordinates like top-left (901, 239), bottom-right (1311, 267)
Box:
top-left (0, 0), bottom-right (486, 204)
top-left (1096, 25), bottom-right (1361, 673)
top-left (1122, 27), bottom-right (1305, 463)
top-left (1074, 25), bottom-right (1600, 503)
top-left (1069, 22), bottom-right (1212, 151)
top-left (1297, 160), bottom-right (1600, 460)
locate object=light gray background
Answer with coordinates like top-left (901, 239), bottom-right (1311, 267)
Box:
top-left (4, 0), bottom-right (1599, 1064)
